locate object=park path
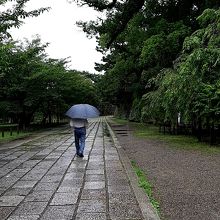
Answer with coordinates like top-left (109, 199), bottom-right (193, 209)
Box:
top-left (110, 121), bottom-right (220, 220)
top-left (0, 118), bottom-right (159, 220)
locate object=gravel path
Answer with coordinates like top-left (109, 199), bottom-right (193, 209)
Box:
top-left (110, 123), bottom-right (220, 220)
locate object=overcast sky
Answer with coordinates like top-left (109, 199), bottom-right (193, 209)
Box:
top-left (8, 0), bottom-right (103, 73)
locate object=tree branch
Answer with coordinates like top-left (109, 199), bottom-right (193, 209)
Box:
top-left (106, 0), bottom-right (145, 47)
top-left (76, 0), bottom-right (118, 11)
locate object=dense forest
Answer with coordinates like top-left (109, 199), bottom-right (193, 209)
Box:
top-left (74, 0), bottom-right (220, 144)
top-left (0, 0), bottom-right (220, 143)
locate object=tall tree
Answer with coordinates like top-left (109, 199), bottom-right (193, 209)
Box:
top-left (75, 0), bottom-right (219, 47)
top-left (0, 37), bottom-right (99, 127)
top-left (142, 8), bottom-right (220, 143)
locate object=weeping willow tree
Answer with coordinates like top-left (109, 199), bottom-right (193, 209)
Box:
top-left (142, 8), bottom-right (220, 143)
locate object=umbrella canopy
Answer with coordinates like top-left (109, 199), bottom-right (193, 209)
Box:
top-left (65, 104), bottom-right (100, 119)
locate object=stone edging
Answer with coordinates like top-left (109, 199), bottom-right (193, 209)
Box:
top-left (105, 118), bottom-right (161, 220)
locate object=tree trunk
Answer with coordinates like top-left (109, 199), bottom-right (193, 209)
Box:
top-left (48, 112), bottom-right (52, 125)
top-left (41, 113), bottom-right (48, 126)
top-left (210, 122), bottom-right (216, 145)
top-left (197, 118), bottom-right (202, 142)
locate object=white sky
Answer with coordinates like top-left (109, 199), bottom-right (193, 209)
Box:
top-left (8, 0), bottom-right (103, 73)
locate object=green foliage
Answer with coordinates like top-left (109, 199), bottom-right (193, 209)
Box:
top-left (76, 0), bottom-right (220, 143)
top-left (197, 8), bottom-right (220, 27)
top-left (96, 14), bottom-right (191, 118)
top-left (142, 8), bottom-right (220, 129)
top-left (141, 33), bottom-right (166, 66)
top-left (96, 71), bottom-right (121, 105)
top-left (0, 131), bottom-right (31, 143)
top-left (75, 0), bottom-right (219, 47)
top-left (175, 9), bottom-right (220, 122)
top-left (133, 123), bottom-right (220, 153)
top-left (131, 160), bottom-right (160, 214)
top-left (0, 36), bottom-right (99, 127)
top-left (0, 0), bottom-right (49, 40)
top-left (129, 98), bottom-right (142, 122)
top-left (141, 20), bottom-right (191, 68)
top-left (141, 67), bottom-right (178, 123)
top-left (183, 35), bottom-right (203, 52)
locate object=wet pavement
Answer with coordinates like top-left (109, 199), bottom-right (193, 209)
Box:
top-left (0, 118), bottom-right (159, 220)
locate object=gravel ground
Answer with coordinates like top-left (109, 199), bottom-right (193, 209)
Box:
top-left (110, 123), bottom-right (220, 220)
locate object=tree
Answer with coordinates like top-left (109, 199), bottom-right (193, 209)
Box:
top-left (0, 37), bottom-right (48, 126)
top-left (0, 0), bottom-right (49, 125)
top-left (0, 37), bottom-right (99, 127)
top-left (142, 8), bottom-right (220, 143)
top-left (75, 0), bottom-right (219, 48)
top-left (0, 1), bottom-right (100, 128)
top-left (174, 8), bottom-right (220, 143)
top-left (0, 0), bottom-right (49, 40)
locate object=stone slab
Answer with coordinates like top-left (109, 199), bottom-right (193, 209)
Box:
top-left (0, 207), bottom-right (15, 220)
top-left (77, 200), bottom-right (106, 213)
top-left (12, 201), bottom-right (48, 215)
top-left (40, 205), bottom-right (75, 220)
top-left (24, 190), bottom-right (54, 202)
top-left (50, 192), bottom-right (79, 205)
top-left (81, 189), bottom-right (106, 200)
top-left (13, 181), bottom-right (37, 188)
top-left (0, 195), bottom-right (24, 206)
top-left (75, 212), bottom-right (107, 220)
top-left (84, 181), bottom-right (105, 190)
top-left (34, 182), bottom-right (59, 191)
top-left (7, 215), bottom-right (39, 220)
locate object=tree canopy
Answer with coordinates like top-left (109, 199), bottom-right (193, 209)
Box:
top-left (0, 36), bottom-right (99, 127)
top-left (75, 0), bottom-right (219, 48)
top-left (76, 0), bottom-right (220, 143)
top-left (1, 0), bottom-right (220, 143)
top-left (0, 0), bottom-right (100, 127)
top-left (0, 0), bottom-right (49, 40)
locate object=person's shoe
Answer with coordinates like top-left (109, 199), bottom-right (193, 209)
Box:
top-left (78, 153), bottom-right (84, 157)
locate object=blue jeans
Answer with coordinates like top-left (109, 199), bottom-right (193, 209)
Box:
top-left (74, 127), bottom-right (86, 154)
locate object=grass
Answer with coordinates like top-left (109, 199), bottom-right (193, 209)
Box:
top-left (133, 123), bottom-right (220, 154)
top-left (111, 117), bottom-right (220, 154)
top-left (0, 124), bottom-right (18, 128)
top-left (110, 117), bottom-right (128, 125)
top-left (0, 122), bottom-right (67, 144)
top-left (131, 160), bottom-right (160, 214)
top-left (0, 131), bottom-right (31, 144)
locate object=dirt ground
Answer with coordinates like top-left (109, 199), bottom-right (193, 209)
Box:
top-left (110, 123), bottom-right (220, 220)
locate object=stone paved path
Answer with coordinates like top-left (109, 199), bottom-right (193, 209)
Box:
top-left (0, 118), bottom-right (157, 220)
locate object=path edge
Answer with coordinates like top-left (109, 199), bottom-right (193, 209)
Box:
top-left (105, 117), bottom-right (161, 220)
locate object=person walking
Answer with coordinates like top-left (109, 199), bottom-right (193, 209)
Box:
top-left (66, 104), bottom-right (99, 157)
top-left (70, 118), bottom-right (88, 157)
